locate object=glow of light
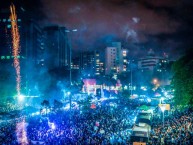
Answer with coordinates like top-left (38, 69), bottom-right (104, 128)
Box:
top-left (164, 92), bottom-right (168, 96)
top-left (160, 106), bottom-right (165, 112)
top-left (67, 91), bottom-right (71, 95)
top-left (147, 98), bottom-right (151, 102)
top-left (141, 86), bottom-right (147, 91)
top-left (133, 94), bottom-right (138, 97)
top-left (99, 97), bottom-right (108, 101)
top-left (133, 116), bottom-right (137, 122)
top-left (155, 93), bottom-right (161, 97)
top-left (18, 94), bottom-right (25, 101)
top-left (153, 79), bottom-right (158, 85)
top-left (63, 104), bottom-right (70, 110)
top-left (51, 123), bottom-right (55, 130)
top-left (36, 111), bottom-right (40, 115)
top-left (124, 85), bottom-right (128, 90)
top-left (42, 108), bottom-right (50, 114)
top-left (16, 119), bottom-right (28, 145)
top-left (32, 111), bottom-right (40, 116)
top-left (10, 4), bottom-right (21, 97)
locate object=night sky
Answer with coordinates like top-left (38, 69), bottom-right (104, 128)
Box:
top-left (2, 0), bottom-right (193, 59)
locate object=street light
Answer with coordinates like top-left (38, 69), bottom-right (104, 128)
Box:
top-left (160, 105), bottom-right (165, 128)
top-left (153, 78), bottom-right (158, 84)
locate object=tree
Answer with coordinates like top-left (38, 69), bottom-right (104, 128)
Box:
top-left (171, 49), bottom-right (193, 109)
top-left (53, 99), bottom-right (63, 111)
top-left (41, 100), bottom-right (50, 115)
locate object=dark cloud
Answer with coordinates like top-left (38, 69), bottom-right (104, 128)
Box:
top-left (40, 0), bottom-right (192, 58)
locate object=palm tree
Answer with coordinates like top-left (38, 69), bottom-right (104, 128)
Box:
top-left (41, 100), bottom-right (50, 115)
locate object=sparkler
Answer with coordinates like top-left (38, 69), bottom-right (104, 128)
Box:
top-left (10, 5), bottom-right (28, 144)
top-left (16, 119), bottom-right (28, 145)
top-left (10, 4), bottom-right (21, 96)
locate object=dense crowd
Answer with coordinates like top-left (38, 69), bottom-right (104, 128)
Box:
top-left (150, 108), bottom-right (193, 145)
top-left (0, 102), bottom-right (136, 145)
top-left (27, 105), bottom-right (134, 145)
top-left (0, 99), bottom-right (193, 145)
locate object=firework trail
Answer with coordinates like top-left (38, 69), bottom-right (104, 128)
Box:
top-left (10, 4), bottom-right (21, 96)
top-left (16, 119), bottom-right (28, 145)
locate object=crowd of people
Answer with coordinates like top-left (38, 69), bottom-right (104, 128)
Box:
top-left (27, 105), bottom-right (135, 145)
top-left (150, 108), bottom-right (193, 145)
top-left (0, 98), bottom-right (193, 145)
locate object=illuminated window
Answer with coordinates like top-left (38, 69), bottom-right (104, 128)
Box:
top-left (1, 56), bottom-right (5, 59)
top-left (6, 56), bottom-right (10, 59)
top-left (7, 25), bottom-right (11, 28)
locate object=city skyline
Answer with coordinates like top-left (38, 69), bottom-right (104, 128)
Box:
top-left (1, 0), bottom-right (193, 59)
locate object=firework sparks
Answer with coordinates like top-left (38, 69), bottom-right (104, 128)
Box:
top-left (16, 119), bottom-right (28, 145)
top-left (10, 4), bottom-right (21, 96)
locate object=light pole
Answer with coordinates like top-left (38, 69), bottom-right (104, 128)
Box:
top-left (129, 60), bottom-right (134, 97)
top-left (64, 28), bottom-right (77, 113)
top-left (160, 106), bottom-right (165, 128)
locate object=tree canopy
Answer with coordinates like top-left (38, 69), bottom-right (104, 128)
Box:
top-left (171, 49), bottom-right (193, 108)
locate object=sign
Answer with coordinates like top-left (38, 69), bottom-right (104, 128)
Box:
top-left (158, 104), bottom-right (170, 111)
top-left (133, 142), bottom-right (146, 145)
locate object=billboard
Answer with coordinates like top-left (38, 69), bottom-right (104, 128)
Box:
top-left (158, 104), bottom-right (170, 111)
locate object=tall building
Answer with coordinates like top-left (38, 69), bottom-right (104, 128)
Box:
top-left (43, 26), bottom-right (70, 70)
top-left (122, 49), bottom-right (129, 72)
top-left (137, 49), bottom-right (172, 86)
top-left (80, 51), bottom-right (95, 77)
top-left (95, 51), bottom-right (104, 76)
top-left (0, 7), bottom-right (44, 64)
top-left (105, 42), bottom-right (126, 75)
top-left (0, 6), bottom-right (44, 95)
top-left (138, 49), bottom-right (163, 71)
top-left (0, 8), bottom-right (22, 59)
top-left (138, 56), bottom-right (164, 71)
top-left (71, 57), bottom-right (80, 70)
top-left (79, 50), bottom-right (104, 77)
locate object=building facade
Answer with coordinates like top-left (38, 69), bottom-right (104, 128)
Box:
top-left (43, 26), bottom-right (70, 70)
top-left (105, 42), bottom-right (127, 75)
top-left (80, 51), bottom-right (104, 77)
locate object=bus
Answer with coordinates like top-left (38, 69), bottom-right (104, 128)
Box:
top-left (136, 112), bottom-right (152, 127)
top-left (130, 123), bottom-right (150, 143)
top-left (131, 112), bottom-right (152, 144)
